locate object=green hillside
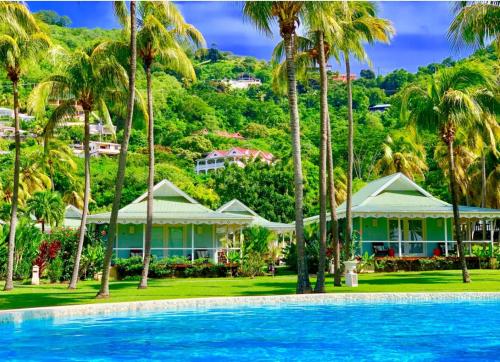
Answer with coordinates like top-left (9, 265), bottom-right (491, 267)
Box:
top-left (0, 23), bottom-right (497, 223)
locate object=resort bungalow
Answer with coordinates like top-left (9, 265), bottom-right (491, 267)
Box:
top-left (195, 147), bottom-right (274, 174)
top-left (305, 173), bottom-right (499, 257)
top-left (87, 180), bottom-right (254, 262)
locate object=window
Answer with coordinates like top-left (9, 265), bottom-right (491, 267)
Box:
top-left (405, 220), bottom-right (425, 255)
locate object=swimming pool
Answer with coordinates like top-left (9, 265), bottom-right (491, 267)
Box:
top-left (2, 299), bottom-right (499, 361)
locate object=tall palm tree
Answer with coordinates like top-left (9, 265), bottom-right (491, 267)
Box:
top-left (26, 190), bottom-right (64, 233)
top-left (30, 44), bottom-right (129, 290)
top-left (449, 1), bottom-right (500, 55)
top-left (135, 1), bottom-right (203, 290)
top-left (335, 1), bottom-right (393, 260)
top-left (97, 0), bottom-right (138, 299)
top-left (402, 62), bottom-right (496, 283)
top-left (244, 1), bottom-right (317, 293)
top-left (38, 140), bottom-right (77, 189)
top-left (0, 3), bottom-right (50, 291)
top-left (374, 131), bottom-right (428, 180)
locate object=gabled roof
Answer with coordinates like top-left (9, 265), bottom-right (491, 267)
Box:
top-left (305, 173), bottom-right (500, 223)
top-left (132, 179), bottom-right (198, 204)
top-left (87, 180), bottom-right (253, 225)
top-left (63, 205), bottom-right (82, 229)
top-left (217, 199), bottom-right (294, 232)
top-left (65, 205), bottom-right (82, 219)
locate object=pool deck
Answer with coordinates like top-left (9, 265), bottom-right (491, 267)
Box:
top-left (1, 292), bottom-right (500, 324)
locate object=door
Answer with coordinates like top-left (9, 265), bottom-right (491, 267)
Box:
top-left (404, 220), bottom-right (425, 256)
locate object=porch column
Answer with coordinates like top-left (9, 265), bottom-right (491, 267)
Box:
top-left (142, 224), bottom-right (146, 260)
top-left (444, 218), bottom-right (449, 257)
top-left (397, 218), bottom-right (402, 257)
top-left (491, 219), bottom-right (495, 257)
top-left (191, 224), bottom-right (195, 262)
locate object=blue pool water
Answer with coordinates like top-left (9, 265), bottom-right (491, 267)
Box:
top-left (1, 300), bottom-right (500, 361)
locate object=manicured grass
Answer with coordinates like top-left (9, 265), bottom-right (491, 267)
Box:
top-left (1, 269), bottom-right (499, 310)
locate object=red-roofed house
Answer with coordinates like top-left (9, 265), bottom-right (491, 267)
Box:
top-left (195, 147), bottom-right (274, 174)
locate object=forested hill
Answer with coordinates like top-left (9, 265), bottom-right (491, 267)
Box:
top-left (0, 23), bottom-right (497, 223)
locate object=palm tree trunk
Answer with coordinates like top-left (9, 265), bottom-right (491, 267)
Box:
top-left (344, 53), bottom-right (354, 260)
top-left (4, 79), bottom-right (20, 291)
top-left (447, 138), bottom-right (471, 283)
top-left (327, 115), bottom-right (341, 287)
top-left (139, 62), bottom-right (154, 289)
top-left (98, 0), bottom-right (137, 298)
top-left (69, 110), bottom-right (91, 289)
top-left (283, 32), bottom-right (311, 294)
top-left (315, 31), bottom-right (327, 293)
top-left (481, 152), bottom-right (486, 242)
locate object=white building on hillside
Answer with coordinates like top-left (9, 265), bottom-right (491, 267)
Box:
top-left (195, 147), bottom-right (274, 174)
top-left (224, 76), bottom-right (262, 89)
top-left (71, 141), bottom-right (121, 157)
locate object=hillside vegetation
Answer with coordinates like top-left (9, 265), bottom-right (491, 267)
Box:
top-left (0, 23), bottom-right (497, 222)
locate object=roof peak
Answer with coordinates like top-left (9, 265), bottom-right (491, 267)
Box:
top-left (132, 179), bottom-right (199, 205)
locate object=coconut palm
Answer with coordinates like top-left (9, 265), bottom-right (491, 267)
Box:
top-left (29, 44), bottom-right (129, 290)
top-left (334, 1), bottom-right (393, 261)
top-left (97, 1), bottom-right (138, 298)
top-left (0, 3), bottom-right (50, 291)
top-left (26, 190), bottom-right (64, 233)
top-left (448, 1), bottom-right (500, 55)
top-left (374, 131), bottom-right (428, 181)
top-left (244, 1), bottom-right (321, 294)
top-left (134, 1), bottom-right (203, 290)
top-left (38, 140), bottom-right (77, 189)
top-left (401, 62), bottom-right (497, 283)
top-left (485, 164), bottom-right (500, 209)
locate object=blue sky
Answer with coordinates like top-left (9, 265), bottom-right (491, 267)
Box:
top-left (26, 1), bottom-right (473, 75)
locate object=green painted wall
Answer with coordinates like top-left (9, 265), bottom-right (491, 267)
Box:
top-left (116, 223), bottom-right (215, 258)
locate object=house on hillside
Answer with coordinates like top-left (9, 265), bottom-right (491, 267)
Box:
top-left (224, 75), bottom-right (262, 89)
top-left (332, 74), bottom-right (357, 83)
top-left (195, 147), bottom-right (274, 174)
top-left (71, 141), bottom-right (120, 157)
top-left (305, 173), bottom-right (500, 257)
top-left (369, 104), bottom-right (391, 112)
top-left (215, 130), bottom-right (245, 140)
top-left (0, 124), bottom-right (30, 139)
top-left (0, 107), bottom-right (35, 122)
top-left (86, 180), bottom-right (254, 262)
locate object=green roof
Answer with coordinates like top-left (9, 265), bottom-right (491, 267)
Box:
top-left (217, 199), bottom-right (294, 232)
top-left (87, 180), bottom-right (253, 225)
top-left (305, 173), bottom-right (500, 223)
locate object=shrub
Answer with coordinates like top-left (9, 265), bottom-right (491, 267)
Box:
top-left (34, 240), bottom-right (61, 274)
top-left (240, 251), bottom-right (265, 278)
top-left (47, 257), bottom-right (63, 283)
top-left (115, 256), bottom-right (144, 278)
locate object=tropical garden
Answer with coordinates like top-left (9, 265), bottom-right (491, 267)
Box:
top-left (0, 0), bottom-right (498, 303)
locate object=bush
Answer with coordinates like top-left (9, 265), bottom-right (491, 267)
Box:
top-left (114, 256), bottom-right (229, 279)
top-left (240, 251), bottom-right (265, 278)
top-left (283, 241), bottom-right (320, 274)
top-left (47, 257), bottom-right (63, 283)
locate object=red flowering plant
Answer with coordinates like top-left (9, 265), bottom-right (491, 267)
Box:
top-left (34, 240), bottom-right (62, 274)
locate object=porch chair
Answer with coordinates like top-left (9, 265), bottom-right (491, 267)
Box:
top-left (372, 243), bottom-right (389, 257)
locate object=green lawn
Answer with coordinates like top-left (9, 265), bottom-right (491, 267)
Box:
top-left (1, 270), bottom-right (500, 310)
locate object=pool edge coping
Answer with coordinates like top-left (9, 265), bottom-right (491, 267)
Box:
top-left (2, 292), bottom-right (500, 323)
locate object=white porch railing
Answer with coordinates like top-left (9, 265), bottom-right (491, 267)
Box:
top-left (114, 247), bottom-right (241, 263)
top-left (361, 239), bottom-right (495, 257)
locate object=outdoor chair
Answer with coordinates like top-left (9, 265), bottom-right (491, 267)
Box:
top-left (372, 243), bottom-right (389, 257)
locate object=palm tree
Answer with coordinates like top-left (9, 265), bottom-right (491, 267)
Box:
top-left (402, 62), bottom-right (496, 283)
top-left (244, 1), bottom-right (317, 294)
top-left (26, 190), bottom-right (64, 233)
top-left (449, 1), bottom-right (500, 55)
top-left (97, 0), bottom-right (138, 299)
top-left (135, 1), bottom-right (203, 290)
top-left (374, 131), bottom-right (428, 180)
top-left (0, 3), bottom-right (50, 291)
top-left (29, 44), bottom-right (129, 290)
top-left (39, 140), bottom-right (77, 189)
top-left (334, 1), bottom-right (393, 260)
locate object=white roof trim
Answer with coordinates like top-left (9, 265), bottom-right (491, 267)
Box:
top-left (216, 199), bottom-right (259, 217)
top-left (132, 179), bottom-right (198, 204)
top-left (358, 173), bottom-right (448, 208)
